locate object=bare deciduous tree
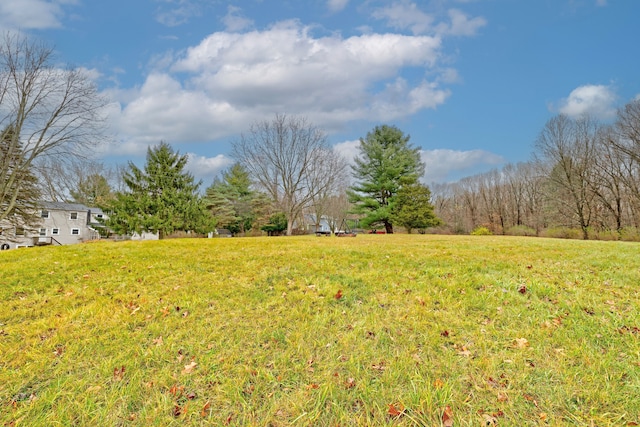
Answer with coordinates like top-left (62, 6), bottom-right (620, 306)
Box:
top-left (610, 99), bottom-right (640, 162)
top-left (232, 114), bottom-right (347, 236)
top-left (0, 32), bottom-right (108, 224)
top-left (535, 115), bottom-right (599, 239)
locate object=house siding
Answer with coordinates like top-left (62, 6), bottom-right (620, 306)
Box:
top-left (0, 202), bottom-right (103, 250)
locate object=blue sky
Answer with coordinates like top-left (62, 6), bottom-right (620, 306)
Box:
top-left (2, 0), bottom-right (639, 185)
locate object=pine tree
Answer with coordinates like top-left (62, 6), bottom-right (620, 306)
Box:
top-left (0, 125), bottom-right (41, 230)
top-left (106, 142), bottom-right (215, 238)
top-left (391, 183), bottom-right (441, 233)
top-left (205, 163), bottom-right (268, 235)
top-left (348, 125), bottom-right (425, 233)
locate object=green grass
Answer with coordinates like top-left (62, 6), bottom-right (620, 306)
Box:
top-left (1, 234), bottom-right (639, 426)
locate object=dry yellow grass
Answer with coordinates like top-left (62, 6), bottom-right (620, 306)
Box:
top-left (1, 234), bottom-right (639, 426)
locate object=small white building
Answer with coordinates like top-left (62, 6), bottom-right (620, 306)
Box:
top-left (0, 202), bottom-right (105, 250)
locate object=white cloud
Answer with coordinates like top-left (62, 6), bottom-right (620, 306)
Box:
top-left (372, 1), bottom-right (434, 35)
top-left (111, 73), bottom-right (251, 150)
top-left (557, 84), bottom-right (617, 119)
top-left (186, 153), bottom-right (234, 184)
top-left (327, 0), bottom-right (349, 13)
top-left (442, 9), bottom-right (487, 37)
top-left (371, 2), bottom-right (486, 37)
top-left (0, 0), bottom-right (77, 30)
top-left (154, 0), bottom-right (201, 27)
top-left (421, 149), bottom-right (504, 183)
top-left (108, 21), bottom-right (452, 147)
top-left (222, 6), bottom-right (253, 32)
top-left (333, 140), bottom-right (360, 163)
top-left (332, 142), bottom-right (503, 184)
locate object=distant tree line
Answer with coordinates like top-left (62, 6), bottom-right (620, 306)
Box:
top-left (432, 99), bottom-right (640, 240)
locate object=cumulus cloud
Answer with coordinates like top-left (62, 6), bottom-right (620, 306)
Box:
top-left (222, 6), bottom-right (253, 32)
top-left (442, 9), bottom-right (487, 36)
top-left (107, 20), bottom-right (452, 150)
top-left (0, 0), bottom-right (77, 30)
top-left (372, 1), bottom-right (434, 35)
top-left (372, 2), bottom-right (485, 37)
top-left (557, 84), bottom-right (617, 119)
top-left (111, 73), bottom-right (251, 150)
top-left (327, 0), bottom-right (349, 13)
top-left (186, 153), bottom-right (234, 183)
top-left (332, 142), bottom-right (503, 184)
top-left (421, 149), bottom-right (504, 183)
top-left (333, 140), bottom-right (361, 163)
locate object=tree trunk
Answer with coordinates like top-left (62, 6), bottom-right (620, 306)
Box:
top-left (384, 222), bottom-right (394, 234)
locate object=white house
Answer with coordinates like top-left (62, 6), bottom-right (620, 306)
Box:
top-left (0, 202), bottom-right (105, 250)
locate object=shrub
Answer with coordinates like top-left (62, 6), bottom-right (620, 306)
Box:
top-left (505, 225), bottom-right (537, 237)
top-left (587, 228), bottom-right (620, 241)
top-left (470, 226), bottom-right (492, 236)
top-left (540, 227), bottom-right (582, 240)
top-left (620, 227), bottom-right (640, 242)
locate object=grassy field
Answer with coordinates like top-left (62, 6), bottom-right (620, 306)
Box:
top-left (1, 234), bottom-right (639, 426)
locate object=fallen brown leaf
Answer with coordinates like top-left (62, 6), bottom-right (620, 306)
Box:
top-left (442, 405), bottom-right (454, 427)
top-left (201, 401), bottom-right (211, 418)
top-left (183, 361), bottom-right (197, 374)
top-left (387, 403), bottom-right (405, 418)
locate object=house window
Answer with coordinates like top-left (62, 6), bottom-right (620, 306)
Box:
top-left (95, 214), bottom-right (104, 220)
top-left (16, 227), bottom-right (25, 236)
top-left (41, 210), bottom-right (50, 218)
top-left (52, 228), bottom-right (60, 235)
top-left (39, 228), bottom-right (47, 237)
top-left (70, 212), bottom-right (78, 220)
top-left (71, 228), bottom-right (80, 235)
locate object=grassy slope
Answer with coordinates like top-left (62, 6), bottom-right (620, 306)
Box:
top-left (1, 235), bottom-right (639, 426)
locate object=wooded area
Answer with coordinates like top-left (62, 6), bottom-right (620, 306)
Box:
top-left (432, 100), bottom-right (640, 240)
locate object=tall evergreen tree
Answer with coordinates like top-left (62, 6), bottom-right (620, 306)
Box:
top-left (106, 142), bottom-right (214, 238)
top-left (348, 125), bottom-right (425, 233)
top-left (205, 163), bottom-right (267, 235)
top-left (0, 125), bottom-right (41, 230)
top-left (391, 182), bottom-right (441, 234)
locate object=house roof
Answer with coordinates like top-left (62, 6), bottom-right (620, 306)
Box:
top-left (39, 201), bottom-right (104, 215)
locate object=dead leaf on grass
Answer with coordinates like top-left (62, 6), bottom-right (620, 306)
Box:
top-left (201, 401), bottom-right (211, 418)
top-left (387, 402), bottom-right (405, 418)
top-left (113, 365), bottom-right (125, 381)
top-left (371, 361), bottom-right (386, 371)
top-left (457, 346), bottom-right (472, 357)
top-left (483, 413), bottom-right (498, 425)
top-left (172, 405), bottom-right (183, 418)
top-left (442, 405), bottom-right (454, 426)
top-left (514, 338), bottom-right (529, 348)
top-left (183, 361), bottom-right (197, 374)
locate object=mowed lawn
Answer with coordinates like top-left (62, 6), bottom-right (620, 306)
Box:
top-left (1, 235), bottom-right (639, 426)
